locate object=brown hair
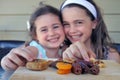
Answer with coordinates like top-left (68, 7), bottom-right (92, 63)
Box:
top-left (61, 0), bottom-right (115, 59)
top-left (29, 3), bottom-right (63, 41)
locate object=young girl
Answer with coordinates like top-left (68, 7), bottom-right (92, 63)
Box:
top-left (60, 0), bottom-right (120, 63)
top-left (1, 3), bottom-right (65, 71)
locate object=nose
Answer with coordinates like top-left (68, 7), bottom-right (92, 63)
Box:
top-left (69, 24), bottom-right (76, 33)
top-left (48, 29), bottom-right (55, 36)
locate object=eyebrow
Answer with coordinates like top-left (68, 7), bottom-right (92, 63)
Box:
top-left (52, 23), bottom-right (62, 26)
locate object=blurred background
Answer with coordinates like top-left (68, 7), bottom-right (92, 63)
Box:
top-left (0, 0), bottom-right (120, 43)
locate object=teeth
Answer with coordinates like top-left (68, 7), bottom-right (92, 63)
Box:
top-left (70, 36), bottom-right (81, 42)
top-left (72, 36), bottom-right (80, 39)
top-left (49, 38), bottom-right (58, 42)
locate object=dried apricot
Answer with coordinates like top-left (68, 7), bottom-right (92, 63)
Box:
top-left (56, 62), bottom-right (72, 74)
top-left (56, 62), bottom-right (72, 69)
top-left (57, 69), bottom-right (71, 74)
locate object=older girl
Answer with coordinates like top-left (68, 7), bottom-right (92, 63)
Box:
top-left (61, 0), bottom-right (120, 63)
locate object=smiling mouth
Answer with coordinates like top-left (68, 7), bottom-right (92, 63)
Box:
top-left (71, 35), bottom-right (81, 40)
top-left (48, 38), bottom-right (59, 43)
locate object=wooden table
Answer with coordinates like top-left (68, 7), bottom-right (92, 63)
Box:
top-left (10, 60), bottom-right (120, 80)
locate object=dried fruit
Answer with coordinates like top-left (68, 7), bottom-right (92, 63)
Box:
top-left (90, 65), bottom-right (100, 75)
top-left (56, 62), bottom-right (72, 74)
top-left (71, 61), bottom-right (82, 75)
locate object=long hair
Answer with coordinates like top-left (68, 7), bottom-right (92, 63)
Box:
top-left (61, 0), bottom-right (115, 59)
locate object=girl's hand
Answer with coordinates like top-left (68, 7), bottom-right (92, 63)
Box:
top-left (1, 46), bottom-right (38, 71)
top-left (63, 41), bottom-right (96, 61)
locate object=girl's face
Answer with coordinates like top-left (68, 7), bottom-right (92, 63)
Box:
top-left (62, 7), bottom-right (97, 44)
top-left (35, 13), bottom-right (65, 49)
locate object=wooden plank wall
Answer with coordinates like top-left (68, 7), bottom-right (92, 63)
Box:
top-left (0, 0), bottom-right (120, 43)
top-left (95, 0), bottom-right (120, 43)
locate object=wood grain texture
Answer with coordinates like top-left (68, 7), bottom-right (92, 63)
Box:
top-left (10, 60), bottom-right (120, 80)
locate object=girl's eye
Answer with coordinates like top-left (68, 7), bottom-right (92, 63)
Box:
top-left (40, 28), bottom-right (47, 32)
top-left (75, 21), bottom-right (82, 25)
top-left (53, 25), bottom-right (59, 29)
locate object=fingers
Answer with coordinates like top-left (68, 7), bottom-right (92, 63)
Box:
top-left (11, 46), bottom-right (38, 61)
top-left (25, 46), bottom-right (38, 59)
top-left (69, 44), bottom-right (83, 60)
top-left (1, 48), bottom-right (27, 71)
top-left (63, 41), bottom-right (96, 61)
top-left (69, 44), bottom-right (81, 56)
top-left (74, 41), bottom-right (90, 61)
top-left (12, 48), bottom-right (33, 61)
top-left (63, 44), bottom-right (80, 60)
top-left (7, 50), bottom-right (26, 66)
top-left (1, 56), bottom-right (18, 71)
top-left (1, 46), bottom-right (38, 71)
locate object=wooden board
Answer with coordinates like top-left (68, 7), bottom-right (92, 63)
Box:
top-left (10, 60), bottom-right (120, 80)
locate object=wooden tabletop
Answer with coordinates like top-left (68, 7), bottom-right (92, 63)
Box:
top-left (10, 60), bottom-right (120, 80)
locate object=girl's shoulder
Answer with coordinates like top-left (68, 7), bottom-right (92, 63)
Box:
top-left (107, 47), bottom-right (120, 63)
